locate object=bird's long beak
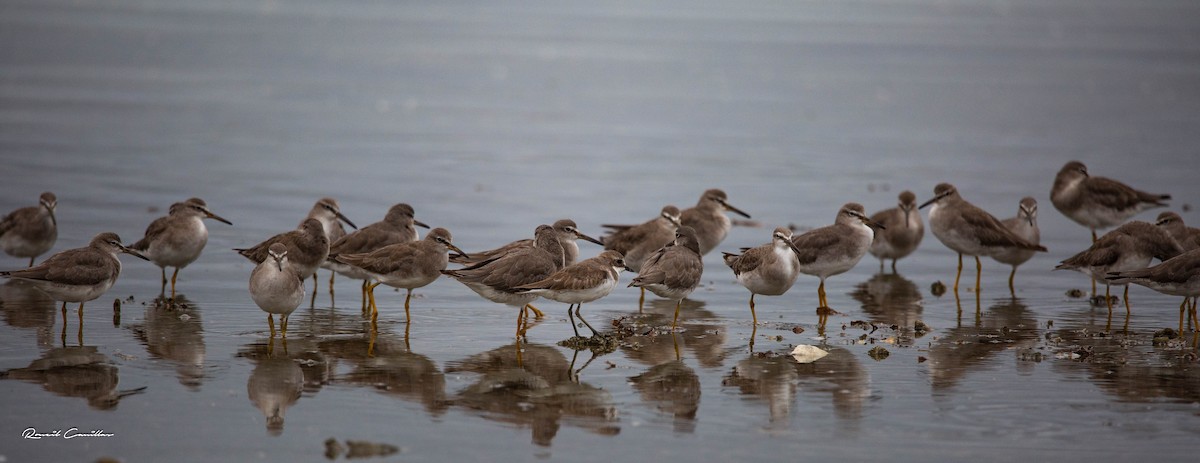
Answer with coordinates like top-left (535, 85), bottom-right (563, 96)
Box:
top-left (665, 214), bottom-right (681, 228)
top-left (718, 199), bottom-right (752, 218)
top-left (862, 215), bottom-right (886, 230)
top-left (336, 211), bottom-right (358, 230)
top-left (902, 208), bottom-right (910, 230)
top-left (785, 237), bottom-right (805, 257)
top-left (121, 244), bottom-right (150, 261)
top-left (576, 231), bottom-right (604, 246)
top-left (918, 192), bottom-right (948, 210)
top-left (446, 243), bottom-right (469, 259)
top-left (207, 210), bottom-right (233, 225)
top-left (413, 219), bottom-right (431, 229)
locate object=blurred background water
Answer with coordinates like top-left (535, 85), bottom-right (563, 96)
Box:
top-left (2, 0), bottom-right (1199, 461)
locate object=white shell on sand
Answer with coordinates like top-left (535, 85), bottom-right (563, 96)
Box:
top-left (790, 344), bottom-right (829, 364)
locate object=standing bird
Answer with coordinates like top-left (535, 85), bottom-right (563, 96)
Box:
top-left (130, 198), bottom-right (232, 300)
top-left (1, 192), bottom-right (57, 267)
top-left (629, 226), bottom-right (703, 329)
top-left (249, 243), bottom-right (304, 337)
top-left (331, 228), bottom-right (467, 323)
top-left (723, 227), bottom-right (804, 326)
top-left (920, 184), bottom-right (1047, 297)
top-left (1156, 212), bottom-right (1200, 321)
top-left (512, 250), bottom-right (630, 339)
top-left (1, 232), bottom-right (147, 321)
top-left (867, 191), bottom-right (923, 272)
top-left (451, 219), bottom-right (602, 267)
top-left (681, 189), bottom-right (752, 256)
top-left (1057, 221), bottom-right (1183, 315)
top-left (236, 218), bottom-right (330, 296)
top-left (601, 205), bottom-right (682, 271)
top-left (602, 205), bottom-right (682, 306)
top-left (443, 225), bottom-right (565, 338)
top-left (324, 203), bottom-right (429, 311)
top-left (1051, 160), bottom-right (1170, 243)
top-left (990, 197), bottom-right (1041, 295)
top-left (300, 198), bottom-right (357, 295)
top-left (792, 203), bottom-right (885, 326)
top-left (1107, 249), bottom-right (1200, 333)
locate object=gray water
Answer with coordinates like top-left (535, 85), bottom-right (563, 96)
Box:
top-left (2, 0), bottom-right (1199, 461)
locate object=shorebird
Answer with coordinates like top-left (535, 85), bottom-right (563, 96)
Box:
top-left (301, 198), bottom-right (357, 294)
top-left (236, 218), bottom-right (329, 293)
top-left (323, 203), bottom-right (429, 311)
top-left (601, 205), bottom-right (682, 271)
top-left (331, 228), bottom-right (466, 323)
top-left (512, 250), bottom-right (630, 338)
top-left (792, 203), bottom-right (885, 325)
top-left (130, 198), bottom-right (232, 299)
top-left (1155, 212), bottom-right (1200, 251)
top-left (249, 243), bottom-right (304, 337)
top-left (602, 205), bottom-right (681, 306)
top-left (451, 219), bottom-right (602, 267)
top-left (1056, 221), bottom-right (1182, 315)
top-left (990, 197), bottom-right (1041, 294)
top-left (1, 192), bottom-right (57, 267)
top-left (1, 232), bottom-right (147, 320)
top-left (920, 184), bottom-right (1047, 297)
top-left (723, 227), bottom-right (804, 325)
top-left (1051, 160), bottom-right (1170, 243)
top-left (1154, 212), bottom-right (1200, 324)
top-left (629, 226), bottom-right (703, 329)
top-left (1107, 249), bottom-right (1200, 333)
top-left (681, 189), bottom-right (751, 256)
top-left (867, 191), bottom-right (923, 272)
top-left (443, 225), bottom-right (565, 338)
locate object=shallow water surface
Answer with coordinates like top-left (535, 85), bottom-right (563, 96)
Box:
top-left (2, 0), bottom-right (1200, 461)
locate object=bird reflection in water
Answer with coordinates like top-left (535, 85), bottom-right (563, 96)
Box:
top-left (446, 342), bottom-right (619, 447)
top-left (130, 294), bottom-right (206, 390)
top-left (629, 356), bottom-right (700, 433)
top-left (0, 280), bottom-right (58, 347)
top-left (240, 338), bottom-right (305, 436)
top-left (620, 298), bottom-right (727, 369)
top-left (926, 297), bottom-right (1040, 393)
top-left (723, 347), bottom-right (868, 430)
top-left (322, 331), bottom-right (448, 417)
top-left (850, 272), bottom-right (924, 346)
top-left (1, 345), bottom-right (145, 410)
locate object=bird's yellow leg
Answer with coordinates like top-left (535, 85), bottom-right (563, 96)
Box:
top-left (403, 288), bottom-right (413, 323)
top-left (524, 303), bottom-right (545, 319)
top-left (974, 256), bottom-right (982, 295)
top-left (749, 294), bottom-right (757, 326)
top-left (171, 268), bottom-right (180, 299)
top-left (360, 280), bottom-right (369, 313)
top-left (267, 314), bottom-right (276, 337)
top-left (1008, 267), bottom-right (1016, 296)
top-left (1180, 298), bottom-right (1187, 334)
top-left (366, 282), bottom-right (380, 318)
top-left (954, 253), bottom-right (963, 294)
top-left (516, 306), bottom-right (526, 339)
top-left (672, 300), bottom-right (681, 330)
